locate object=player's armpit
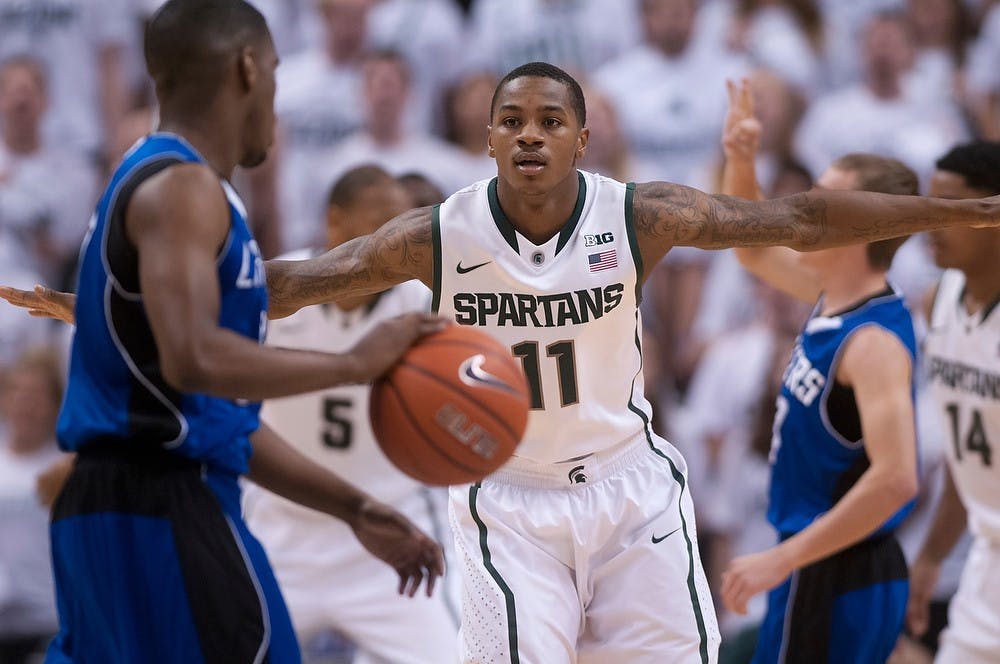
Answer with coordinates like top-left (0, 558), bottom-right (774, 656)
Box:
top-left (265, 206), bottom-right (435, 319)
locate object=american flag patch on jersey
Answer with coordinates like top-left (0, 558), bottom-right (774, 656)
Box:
top-left (588, 249), bottom-right (618, 272)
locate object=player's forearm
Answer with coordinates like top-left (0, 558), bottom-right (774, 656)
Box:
top-left (247, 422), bottom-right (367, 526)
top-left (161, 328), bottom-right (367, 400)
top-left (778, 467), bottom-right (918, 571)
top-left (768, 191), bottom-right (999, 251)
top-left (917, 467), bottom-right (968, 565)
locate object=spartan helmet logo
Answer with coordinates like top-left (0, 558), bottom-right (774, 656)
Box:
top-left (568, 465), bottom-right (587, 484)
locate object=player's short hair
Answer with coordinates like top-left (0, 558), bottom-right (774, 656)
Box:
top-left (326, 165), bottom-right (395, 208)
top-left (830, 153), bottom-right (919, 270)
top-left (935, 141), bottom-right (1000, 195)
top-left (397, 172), bottom-right (445, 207)
top-left (491, 62), bottom-right (586, 126)
top-left (144, 0), bottom-right (270, 100)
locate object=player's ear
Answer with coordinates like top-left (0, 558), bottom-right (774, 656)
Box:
top-left (237, 45), bottom-right (257, 92)
top-left (576, 127), bottom-right (589, 160)
top-left (487, 126), bottom-right (495, 158)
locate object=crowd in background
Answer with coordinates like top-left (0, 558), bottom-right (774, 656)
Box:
top-left (0, 0), bottom-right (998, 662)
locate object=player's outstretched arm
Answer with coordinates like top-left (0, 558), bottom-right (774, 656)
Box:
top-left (631, 177), bottom-right (999, 278)
top-left (721, 326), bottom-right (918, 614)
top-left (907, 466), bottom-right (968, 636)
top-left (265, 206), bottom-right (435, 319)
top-left (0, 284), bottom-right (76, 324)
top-left (248, 422), bottom-right (444, 597)
top-left (721, 78), bottom-right (820, 303)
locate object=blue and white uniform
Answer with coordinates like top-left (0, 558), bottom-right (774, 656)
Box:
top-left (48, 133), bottom-right (298, 664)
top-left (754, 286), bottom-right (917, 664)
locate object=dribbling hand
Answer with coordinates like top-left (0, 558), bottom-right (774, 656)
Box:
top-left (351, 498), bottom-right (446, 597)
top-left (348, 313), bottom-right (449, 381)
top-left (0, 284), bottom-right (77, 325)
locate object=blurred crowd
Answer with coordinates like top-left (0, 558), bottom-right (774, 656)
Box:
top-left (0, 0), bottom-right (997, 661)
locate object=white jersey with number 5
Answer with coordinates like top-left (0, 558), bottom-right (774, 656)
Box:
top-left (433, 170), bottom-right (651, 464)
top-left (926, 269), bottom-right (1000, 543)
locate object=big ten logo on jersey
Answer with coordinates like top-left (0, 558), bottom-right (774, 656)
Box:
top-left (584, 232), bottom-right (614, 247)
top-left (236, 239), bottom-right (266, 290)
top-left (783, 344), bottom-right (826, 407)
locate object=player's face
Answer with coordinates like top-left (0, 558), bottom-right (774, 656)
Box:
top-left (927, 169), bottom-right (999, 271)
top-left (488, 76), bottom-right (588, 195)
top-left (241, 36), bottom-right (279, 169)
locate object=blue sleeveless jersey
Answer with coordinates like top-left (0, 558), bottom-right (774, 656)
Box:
top-left (768, 287), bottom-right (917, 537)
top-left (57, 133), bottom-right (268, 474)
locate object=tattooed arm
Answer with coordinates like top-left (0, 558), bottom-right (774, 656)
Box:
top-left (631, 182), bottom-right (999, 277)
top-left (266, 206), bottom-right (434, 319)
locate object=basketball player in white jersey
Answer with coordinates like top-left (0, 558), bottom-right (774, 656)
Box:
top-left (6, 62), bottom-right (1000, 663)
top-left (906, 141), bottom-right (1000, 663)
top-left (242, 165), bottom-right (460, 663)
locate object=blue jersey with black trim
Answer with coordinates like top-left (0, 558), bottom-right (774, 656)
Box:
top-left (57, 133), bottom-right (267, 474)
top-left (768, 287), bottom-right (917, 537)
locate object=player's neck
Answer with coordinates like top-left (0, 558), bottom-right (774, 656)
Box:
top-left (495, 173), bottom-right (580, 245)
top-left (961, 266), bottom-right (1000, 315)
top-left (157, 113), bottom-right (240, 178)
top-left (818, 270), bottom-right (889, 316)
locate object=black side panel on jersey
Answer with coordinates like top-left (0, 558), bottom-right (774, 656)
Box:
top-left (826, 380), bottom-right (862, 443)
top-left (104, 158), bottom-right (187, 446)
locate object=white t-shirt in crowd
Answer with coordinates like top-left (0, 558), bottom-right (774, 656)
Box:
top-left (0, 0), bottom-right (132, 157)
top-left (594, 44), bottom-right (747, 189)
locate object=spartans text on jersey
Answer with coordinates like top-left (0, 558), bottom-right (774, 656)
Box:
top-left (453, 283), bottom-right (625, 327)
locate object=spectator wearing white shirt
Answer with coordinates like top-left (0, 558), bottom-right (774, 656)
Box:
top-left (794, 11), bottom-right (970, 188)
top-left (0, 0), bottom-right (130, 164)
top-left (0, 348), bottom-right (67, 664)
top-left (906, 0), bottom-right (975, 105)
top-left (593, 0), bottom-right (748, 189)
top-left (367, 0), bottom-right (466, 134)
top-left (442, 71), bottom-right (500, 184)
top-left (272, 0), bottom-right (371, 251)
top-left (464, 0), bottom-right (642, 79)
top-left (0, 57), bottom-right (97, 288)
top-left (317, 51), bottom-right (470, 211)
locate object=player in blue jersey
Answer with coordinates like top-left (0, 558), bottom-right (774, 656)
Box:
top-left (719, 80), bottom-right (921, 662)
top-left (27, 2), bottom-right (446, 663)
top-left (5, 64), bottom-right (1000, 664)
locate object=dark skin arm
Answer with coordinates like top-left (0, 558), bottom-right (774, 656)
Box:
top-left (127, 163), bottom-right (445, 399)
top-left (630, 182), bottom-right (999, 277)
top-left (248, 422), bottom-right (444, 597)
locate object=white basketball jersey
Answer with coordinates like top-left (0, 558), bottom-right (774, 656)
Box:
top-left (926, 269), bottom-right (1000, 543)
top-left (434, 170), bottom-right (652, 464)
top-left (259, 248), bottom-right (433, 511)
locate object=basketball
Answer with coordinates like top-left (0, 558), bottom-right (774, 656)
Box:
top-left (369, 325), bottom-right (530, 486)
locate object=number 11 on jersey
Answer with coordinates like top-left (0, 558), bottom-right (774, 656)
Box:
top-left (511, 340), bottom-right (579, 410)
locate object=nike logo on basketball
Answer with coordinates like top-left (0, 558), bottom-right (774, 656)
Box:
top-left (459, 354), bottom-right (518, 394)
top-left (651, 527), bottom-right (680, 544)
top-left (456, 260), bottom-right (491, 274)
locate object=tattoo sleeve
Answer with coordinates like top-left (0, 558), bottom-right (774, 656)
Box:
top-left (265, 206), bottom-right (434, 319)
top-left (632, 181), bottom-right (998, 265)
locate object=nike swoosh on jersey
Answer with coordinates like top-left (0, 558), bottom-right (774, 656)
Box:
top-left (651, 527), bottom-right (681, 544)
top-left (456, 260), bottom-right (491, 274)
top-left (459, 354), bottom-right (518, 394)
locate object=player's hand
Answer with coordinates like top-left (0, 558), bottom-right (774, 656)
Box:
top-left (36, 454), bottom-right (75, 508)
top-left (0, 284), bottom-right (77, 325)
top-left (906, 556), bottom-right (941, 637)
top-left (348, 313), bottom-right (449, 381)
top-left (721, 546), bottom-right (795, 615)
top-left (350, 498), bottom-right (446, 597)
top-left (722, 78), bottom-right (762, 163)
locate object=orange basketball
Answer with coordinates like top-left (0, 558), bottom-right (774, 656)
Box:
top-left (369, 325), bottom-right (530, 486)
